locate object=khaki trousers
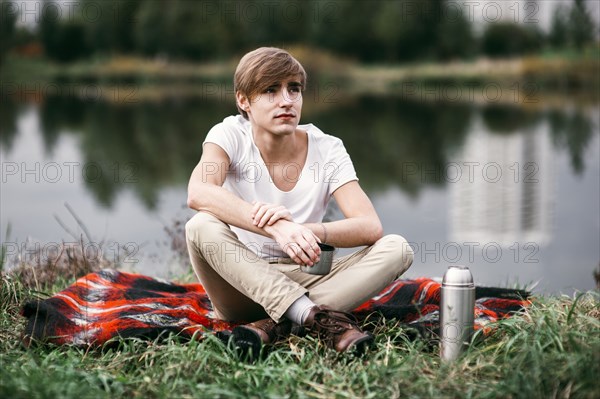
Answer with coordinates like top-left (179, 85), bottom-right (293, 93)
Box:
top-left (185, 212), bottom-right (414, 323)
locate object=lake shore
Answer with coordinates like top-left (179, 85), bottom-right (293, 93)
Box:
top-left (2, 49), bottom-right (598, 108)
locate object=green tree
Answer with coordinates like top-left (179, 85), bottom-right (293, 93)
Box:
top-left (236, 0), bottom-right (312, 53)
top-left (311, 0), bottom-right (383, 62)
top-left (550, 0), bottom-right (597, 50)
top-left (0, 0), bottom-right (18, 64)
top-left (549, 5), bottom-right (569, 48)
top-left (481, 22), bottom-right (544, 58)
top-left (135, 0), bottom-right (234, 60)
top-left (374, 0), bottom-right (425, 62)
top-left (569, 0), bottom-right (596, 49)
top-left (38, 1), bottom-right (91, 62)
top-left (134, 0), bottom-right (166, 56)
top-left (81, 0), bottom-right (141, 55)
top-left (435, 3), bottom-right (475, 60)
top-left (373, 0), bottom-right (474, 62)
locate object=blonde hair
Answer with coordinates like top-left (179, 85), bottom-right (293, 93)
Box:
top-left (234, 47), bottom-right (307, 120)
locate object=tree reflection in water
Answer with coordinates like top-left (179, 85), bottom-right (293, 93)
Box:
top-left (8, 94), bottom-right (592, 210)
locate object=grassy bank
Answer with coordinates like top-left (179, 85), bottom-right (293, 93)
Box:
top-left (1, 268), bottom-right (598, 398)
top-left (2, 46), bottom-right (598, 99)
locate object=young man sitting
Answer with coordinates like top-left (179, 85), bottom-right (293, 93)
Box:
top-left (186, 47), bottom-right (413, 354)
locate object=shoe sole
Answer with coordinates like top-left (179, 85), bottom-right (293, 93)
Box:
top-left (231, 326), bottom-right (263, 359)
top-left (346, 334), bottom-right (374, 355)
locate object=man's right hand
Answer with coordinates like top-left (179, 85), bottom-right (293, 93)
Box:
top-left (264, 220), bottom-right (321, 266)
top-left (251, 201), bottom-right (293, 227)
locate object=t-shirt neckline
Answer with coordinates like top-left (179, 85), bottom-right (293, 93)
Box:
top-left (249, 127), bottom-right (312, 194)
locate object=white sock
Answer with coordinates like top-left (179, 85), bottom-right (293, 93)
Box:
top-left (284, 295), bottom-right (316, 325)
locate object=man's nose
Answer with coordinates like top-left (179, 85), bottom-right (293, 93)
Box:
top-left (278, 91), bottom-right (293, 107)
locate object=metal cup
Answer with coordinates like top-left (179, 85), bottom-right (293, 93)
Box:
top-left (300, 243), bottom-right (334, 275)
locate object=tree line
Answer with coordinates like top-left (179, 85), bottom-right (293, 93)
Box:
top-left (1, 0), bottom-right (597, 64)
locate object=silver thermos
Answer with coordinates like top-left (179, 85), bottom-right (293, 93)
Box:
top-left (440, 265), bottom-right (475, 361)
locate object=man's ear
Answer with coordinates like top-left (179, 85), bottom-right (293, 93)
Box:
top-left (236, 92), bottom-right (250, 111)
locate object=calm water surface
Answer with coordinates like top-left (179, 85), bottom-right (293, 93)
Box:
top-left (1, 94), bottom-right (598, 295)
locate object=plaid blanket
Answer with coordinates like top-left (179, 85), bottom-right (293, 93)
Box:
top-left (21, 269), bottom-right (529, 347)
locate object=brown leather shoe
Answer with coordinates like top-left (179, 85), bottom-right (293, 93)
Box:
top-left (304, 306), bottom-right (374, 354)
top-left (232, 318), bottom-right (300, 357)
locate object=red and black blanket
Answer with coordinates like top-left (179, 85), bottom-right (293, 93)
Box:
top-left (21, 269), bottom-right (530, 347)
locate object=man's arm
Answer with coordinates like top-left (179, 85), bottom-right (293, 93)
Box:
top-left (187, 142), bottom-right (320, 265)
top-left (187, 143), bottom-right (266, 235)
top-left (304, 181), bottom-right (383, 248)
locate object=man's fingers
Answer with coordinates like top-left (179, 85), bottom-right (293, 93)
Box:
top-left (267, 212), bottom-right (281, 226)
top-left (267, 209), bottom-right (292, 226)
top-left (250, 201), bottom-right (262, 215)
top-left (257, 211), bottom-right (273, 227)
top-left (285, 243), bottom-right (304, 265)
top-left (302, 231), bottom-right (321, 258)
top-left (251, 202), bottom-right (293, 227)
top-left (253, 203), bottom-right (277, 225)
top-left (285, 242), bottom-right (313, 266)
top-left (251, 202), bottom-right (263, 222)
top-left (300, 240), bottom-right (319, 264)
top-left (253, 204), bottom-right (269, 225)
top-left (258, 207), bottom-right (292, 227)
top-left (286, 235), bottom-right (320, 265)
top-left (258, 207), bottom-right (279, 227)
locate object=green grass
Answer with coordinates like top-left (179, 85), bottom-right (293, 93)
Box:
top-left (1, 273), bottom-right (598, 399)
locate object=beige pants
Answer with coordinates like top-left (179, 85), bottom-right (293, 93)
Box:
top-left (185, 212), bottom-right (414, 323)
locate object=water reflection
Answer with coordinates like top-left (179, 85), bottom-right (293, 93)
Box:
top-left (36, 98), bottom-right (237, 208)
top-left (449, 121), bottom-right (555, 247)
top-left (1, 93), bottom-right (598, 292)
top-left (0, 98), bottom-right (19, 150)
top-left (3, 94), bottom-right (596, 208)
top-left (309, 97), bottom-right (472, 196)
top-left (481, 105), bottom-right (542, 134)
top-left (548, 109), bottom-right (596, 175)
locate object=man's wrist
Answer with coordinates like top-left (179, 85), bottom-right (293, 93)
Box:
top-left (262, 219), bottom-right (289, 238)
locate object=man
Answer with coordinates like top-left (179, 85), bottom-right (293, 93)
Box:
top-left (186, 47), bottom-right (413, 355)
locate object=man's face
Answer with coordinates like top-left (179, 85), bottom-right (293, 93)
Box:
top-left (241, 77), bottom-right (303, 137)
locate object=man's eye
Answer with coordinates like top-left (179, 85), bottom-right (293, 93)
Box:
top-left (265, 87), bottom-right (276, 94)
top-left (289, 87), bottom-right (301, 93)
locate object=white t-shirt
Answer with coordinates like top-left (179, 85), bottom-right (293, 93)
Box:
top-left (203, 115), bottom-right (358, 258)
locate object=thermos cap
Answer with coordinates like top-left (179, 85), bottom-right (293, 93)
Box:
top-left (442, 265), bottom-right (474, 287)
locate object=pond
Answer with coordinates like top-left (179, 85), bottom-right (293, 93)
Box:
top-left (1, 90), bottom-right (598, 295)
